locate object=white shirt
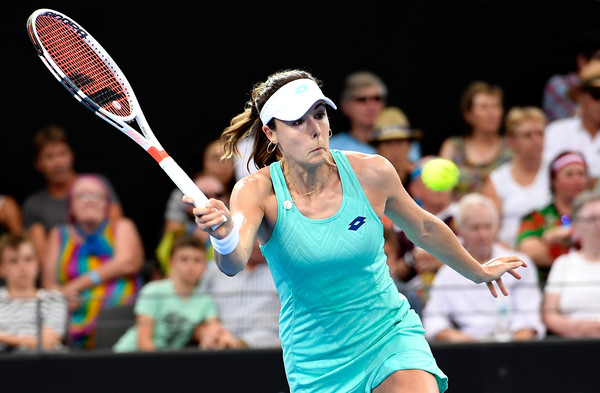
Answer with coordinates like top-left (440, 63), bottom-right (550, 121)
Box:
top-left (422, 244), bottom-right (545, 341)
top-left (544, 116), bottom-right (600, 178)
top-left (489, 161), bottom-right (551, 247)
top-left (200, 262), bottom-right (281, 348)
top-left (0, 288), bottom-right (67, 350)
top-left (545, 251), bottom-right (600, 320)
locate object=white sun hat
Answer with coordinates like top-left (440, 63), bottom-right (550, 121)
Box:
top-left (259, 78), bottom-right (337, 125)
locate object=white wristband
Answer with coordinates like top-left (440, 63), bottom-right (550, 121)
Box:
top-left (210, 214), bottom-right (244, 255)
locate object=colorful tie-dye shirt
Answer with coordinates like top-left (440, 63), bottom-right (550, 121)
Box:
top-left (56, 220), bottom-right (141, 348)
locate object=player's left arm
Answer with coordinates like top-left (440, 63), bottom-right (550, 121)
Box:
top-left (357, 153), bottom-right (525, 296)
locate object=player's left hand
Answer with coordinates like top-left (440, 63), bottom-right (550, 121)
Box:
top-left (480, 256), bottom-right (526, 297)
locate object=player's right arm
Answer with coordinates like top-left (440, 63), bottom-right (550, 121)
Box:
top-left (189, 169), bottom-right (271, 276)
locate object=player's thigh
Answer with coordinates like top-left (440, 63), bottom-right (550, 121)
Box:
top-left (372, 369), bottom-right (439, 393)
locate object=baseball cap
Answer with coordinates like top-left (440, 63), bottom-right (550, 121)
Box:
top-left (259, 79), bottom-right (337, 125)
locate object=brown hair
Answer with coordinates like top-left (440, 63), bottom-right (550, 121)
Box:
top-left (33, 124), bottom-right (70, 159)
top-left (170, 234), bottom-right (205, 257)
top-left (220, 69), bottom-right (322, 171)
top-left (459, 81), bottom-right (503, 113)
top-left (0, 233), bottom-right (32, 262)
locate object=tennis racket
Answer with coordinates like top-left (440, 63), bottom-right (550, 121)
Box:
top-left (27, 8), bottom-right (225, 229)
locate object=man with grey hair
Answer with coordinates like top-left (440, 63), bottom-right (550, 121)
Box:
top-left (329, 71), bottom-right (387, 154)
top-left (422, 193), bottom-right (545, 342)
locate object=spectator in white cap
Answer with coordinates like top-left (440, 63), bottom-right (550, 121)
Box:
top-left (190, 69), bottom-right (527, 393)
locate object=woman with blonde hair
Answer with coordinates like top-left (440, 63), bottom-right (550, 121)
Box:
top-left (481, 106), bottom-right (552, 247)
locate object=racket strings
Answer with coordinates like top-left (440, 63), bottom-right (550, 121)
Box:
top-left (35, 16), bottom-right (132, 118)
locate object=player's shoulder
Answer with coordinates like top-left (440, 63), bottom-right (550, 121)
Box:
top-left (233, 166), bottom-right (274, 199)
top-left (342, 150), bottom-right (396, 182)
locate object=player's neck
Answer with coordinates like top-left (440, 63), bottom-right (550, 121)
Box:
top-left (282, 159), bottom-right (332, 194)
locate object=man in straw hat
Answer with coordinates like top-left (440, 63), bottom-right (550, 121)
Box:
top-left (544, 59), bottom-right (600, 186)
top-left (369, 107), bottom-right (422, 185)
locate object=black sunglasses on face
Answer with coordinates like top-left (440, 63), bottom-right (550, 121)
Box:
top-left (353, 95), bottom-right (385, 103)
top-left (583, 87), bottom-right (600, 100)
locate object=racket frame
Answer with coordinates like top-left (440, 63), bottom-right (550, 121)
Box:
top-left (27, 9), bottom-right (224, 227)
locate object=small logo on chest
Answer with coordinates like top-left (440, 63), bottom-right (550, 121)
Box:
top-left (348, 216), bottom-right (366, 231)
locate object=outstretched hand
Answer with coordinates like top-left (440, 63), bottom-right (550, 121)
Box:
top-left (480, 256), bottom-right (527, 297)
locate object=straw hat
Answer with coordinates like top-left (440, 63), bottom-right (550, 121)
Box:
top-left (567, 59), bottom-right (600, 101)
top-left (370, 107), bottom-right (422, 144)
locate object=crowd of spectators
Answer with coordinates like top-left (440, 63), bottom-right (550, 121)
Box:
top-left (2, 43), bottom-right (600, 353)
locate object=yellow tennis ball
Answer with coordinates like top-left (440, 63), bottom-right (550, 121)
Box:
top-left (421, 158), bottom-right (459, 191)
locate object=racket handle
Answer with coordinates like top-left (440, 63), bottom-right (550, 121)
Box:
top-left (159, 156), bottom-right (226, 230)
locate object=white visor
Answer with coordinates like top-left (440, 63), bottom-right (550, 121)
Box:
top-left (259, 78), bottom-right (337, 125)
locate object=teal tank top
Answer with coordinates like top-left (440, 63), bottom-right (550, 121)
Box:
top-left (261, 150), bottom-right (415, 392)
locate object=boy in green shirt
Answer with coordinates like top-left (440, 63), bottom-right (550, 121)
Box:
top-left (114, 235), bottom-right (236, 351)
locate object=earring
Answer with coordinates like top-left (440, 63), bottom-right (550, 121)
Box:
top-left (328, 129), bottom-right (333, 138)
top-left (266, 141), bottom-right (277, 154)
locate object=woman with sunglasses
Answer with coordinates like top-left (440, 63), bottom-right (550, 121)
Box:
top-left (190, 69), bottom-right (526, 393)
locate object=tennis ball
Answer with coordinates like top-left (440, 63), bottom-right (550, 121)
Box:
top-left (421, 158), bottom-right (459, 191)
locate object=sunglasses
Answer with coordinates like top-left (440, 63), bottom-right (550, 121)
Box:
top-left (352, 95), bottom-right (385, 103)
top-left (583, 87), bottom-right (600, 100)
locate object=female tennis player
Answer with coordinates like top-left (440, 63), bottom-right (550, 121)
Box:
top-left (189, 69), bottom-right (526, 393)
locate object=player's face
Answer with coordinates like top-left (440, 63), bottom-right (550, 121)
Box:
top-left (271, 101), bottom-right (331, 167)
top-left (0, 243), bottom-right (38, 289)
top-left (459, 205), bottom-right (497, 260)
top-left (71, 178), bottom-right (109, 226)
top-left (170, 246), bottom-right (206, 285)
top-left (35, 142), bottom-right (74, 184)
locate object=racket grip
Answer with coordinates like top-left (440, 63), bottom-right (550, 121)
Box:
top-left (159, 156), bottom-right (226, 230)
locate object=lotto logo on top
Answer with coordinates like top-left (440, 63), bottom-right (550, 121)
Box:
top-left (348, 216), bottom-right (366, 231)
top-left (295, 84), bottom-right (309, 94)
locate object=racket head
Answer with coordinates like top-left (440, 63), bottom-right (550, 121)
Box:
top-left (27, 9), bottom-right (138, 123)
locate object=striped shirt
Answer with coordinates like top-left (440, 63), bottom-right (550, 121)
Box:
top-left (200, 262), bottom-right (281, 348)
top-left (0, 288), bottom-right (68, 350)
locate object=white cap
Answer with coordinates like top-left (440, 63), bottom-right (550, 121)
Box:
top-left (259, 78), bottom-right (337, 125)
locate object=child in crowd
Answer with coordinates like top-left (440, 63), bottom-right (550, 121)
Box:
top-left (113, 235), bottom-right (236, 351)
top-left (0, 234), bottom-right (67, 351)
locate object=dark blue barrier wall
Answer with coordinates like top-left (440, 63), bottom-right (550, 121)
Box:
top-left (0, 339), bottom-right (596, 393)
